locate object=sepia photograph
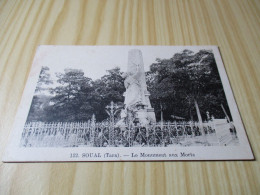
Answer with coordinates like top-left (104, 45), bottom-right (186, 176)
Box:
top-left (3, 46), bottom-right (253, 161)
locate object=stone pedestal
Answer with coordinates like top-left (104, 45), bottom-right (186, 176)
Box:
top-left (146, 108), bottom-right (156, 122)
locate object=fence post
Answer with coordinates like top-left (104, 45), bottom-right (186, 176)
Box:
top-left (91, 115), bottom-right (96, 146)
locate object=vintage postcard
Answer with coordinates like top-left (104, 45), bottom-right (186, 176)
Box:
top-left (3, 46), bottom-right (254, 162)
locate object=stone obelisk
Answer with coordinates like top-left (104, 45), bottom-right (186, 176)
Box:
top-left (122, 49), bottom-right (156, 125)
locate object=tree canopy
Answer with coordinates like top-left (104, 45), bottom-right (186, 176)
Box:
top-left (35, 66), bottom-right (53, 92)
top-left (27, 67), bottom-right (124, 122)
top-left (26, 50), bottom-right (232, 123)
top-left (147, 49), bottom-right (231, 121)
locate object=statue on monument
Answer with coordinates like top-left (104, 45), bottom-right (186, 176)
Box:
top-left (122, 65), bottom-right (145, 109)
top-left (118, 49), bottom-right (156, 126)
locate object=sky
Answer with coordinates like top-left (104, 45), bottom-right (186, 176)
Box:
top-left (34, 45), bottom-right (215, 81)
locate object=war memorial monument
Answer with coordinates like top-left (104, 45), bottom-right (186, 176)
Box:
top-left (118, 49), bottom-right (156, 126)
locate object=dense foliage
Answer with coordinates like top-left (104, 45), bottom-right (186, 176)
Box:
top-left (27, 67), bottom-right (125, 122)
top-left (147, 49), bottom-right (231, 121)
top-left (27, 50), bottom-right (231, 122)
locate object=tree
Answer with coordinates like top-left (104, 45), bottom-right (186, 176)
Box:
top-left (48, 69), bottom-right (94, 121)
top-left (26, 95), bottom-right (52, 122)
top-left (35, 66), bottom-right (53, 92)
top-left (43, 67), bottom-right (125, 122)
top-left (26, 67), bottom-right (125, 122)
top-left (92, 67), bottom-right (125, 121)
top-left (147, 49), bottom-right (232, 122)
top-left (26, 66), bottom-right (53, 122)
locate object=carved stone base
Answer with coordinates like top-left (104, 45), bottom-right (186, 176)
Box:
top-left (136, 108), bottom-right (156, 125)
top-left (146, 108), bottom-right (156, 122)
